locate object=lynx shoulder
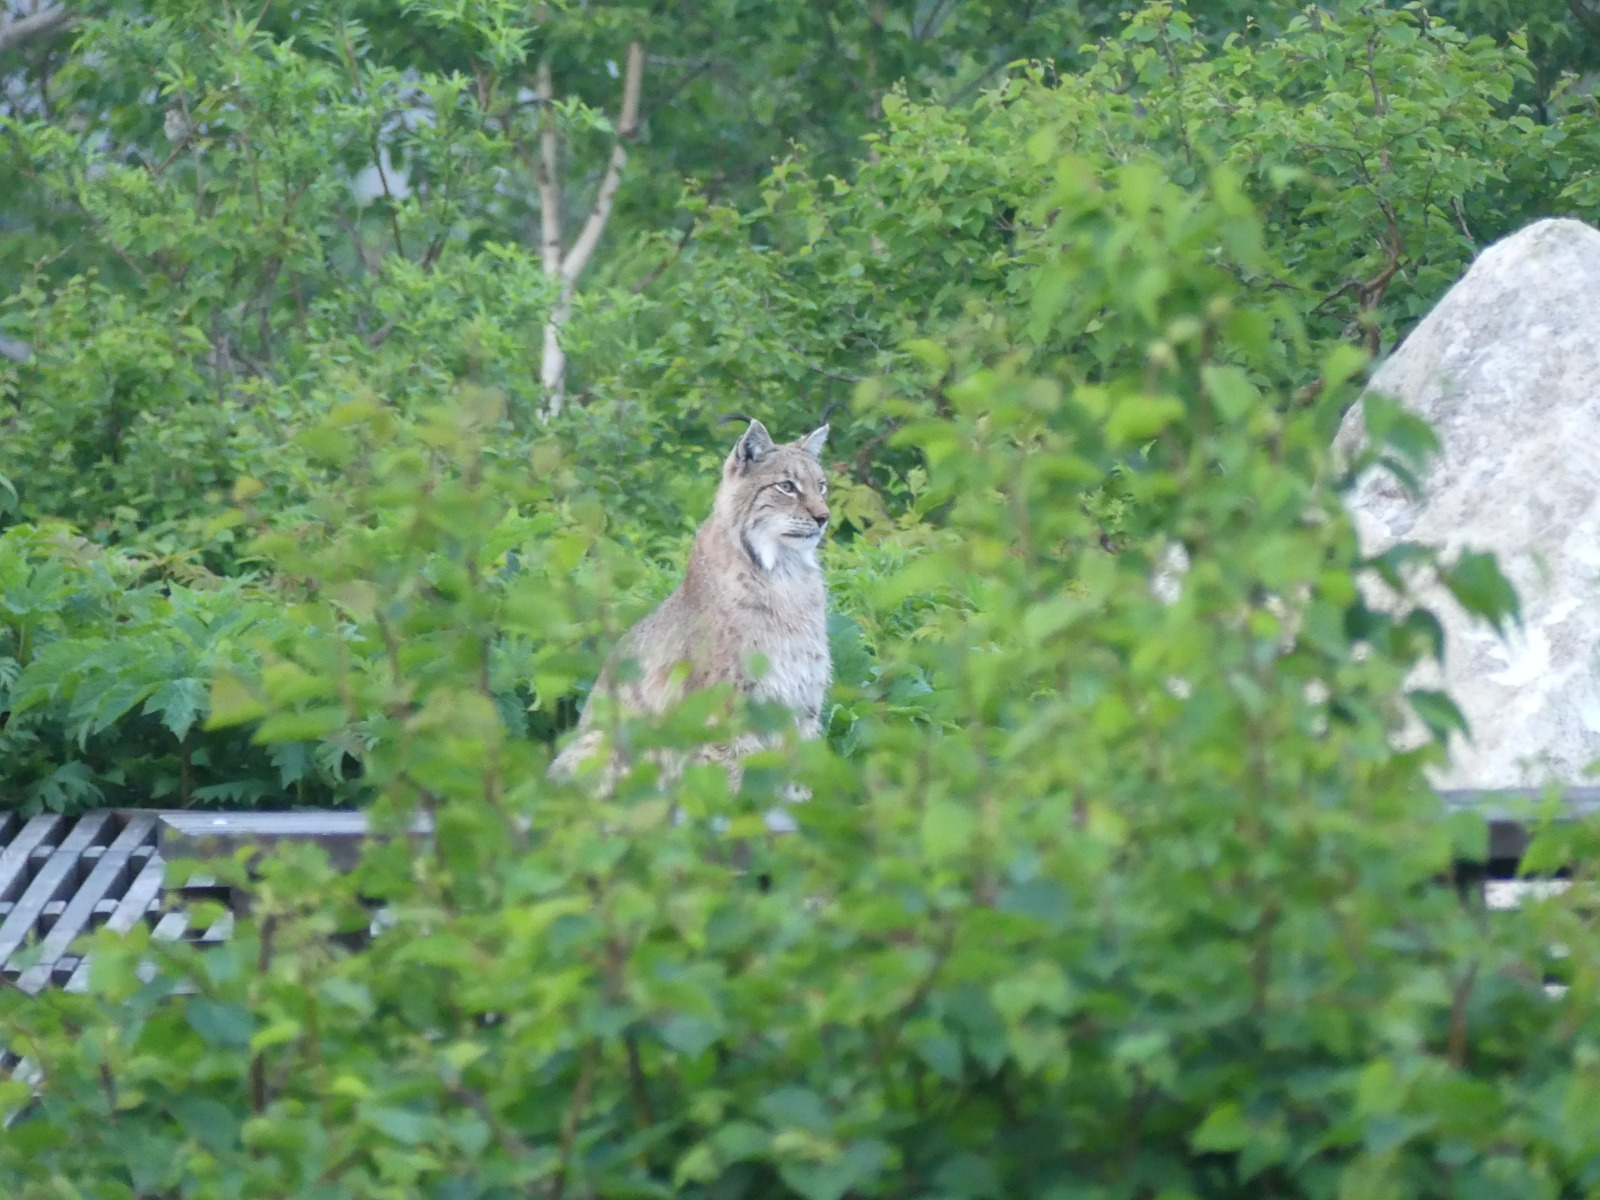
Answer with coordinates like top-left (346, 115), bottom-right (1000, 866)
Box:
top-left (550, 418), bottom-right (833, 787)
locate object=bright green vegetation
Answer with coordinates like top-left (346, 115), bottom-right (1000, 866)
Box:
top-left (3, 2), bottom-right (1600, 1196)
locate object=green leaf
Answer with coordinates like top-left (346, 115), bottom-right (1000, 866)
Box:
top-left (759, 1086), bottom-right (830, 1135)
top-left (145, 677), bottom-right (208, 741)
top-left (1106, 395), bottom-right (1185, 445)
top-left (921, 800), bottom-right (977, 863)
top-left (168, 1096), bottom-right (240, 1155)
top-left (1199, 364), bottom-right (1258, 423)
top-left (779, 1140), bottom-right (890, 1200)
top-left (206, 672), bottom-right (267, 729)
top-left (363, 1103), bottom-right (432, 1146)
top-left (1443, 549), bottom-right (1520, 632)
top-left (657, 1013), bottom-right (721, 1057)
top-left (1191, 1102), bottom-right (1251, 1152)
top-left (1407, 689), bottom-right (1469, 741)
top-left (253, 707), bottom-right (346, 743)
top-left (186, 997), bottom-right (253, 1049)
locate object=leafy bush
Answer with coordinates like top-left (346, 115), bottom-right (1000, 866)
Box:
top-left (4, 7), bottom-right (1600, 1192)
top-left (0, 524), bottom-right (354, 812)
top-left (8, 159), bottom-right (1595, 1200)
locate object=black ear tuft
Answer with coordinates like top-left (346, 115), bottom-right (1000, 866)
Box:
top-left (735, 419), bottom-right (776, 467)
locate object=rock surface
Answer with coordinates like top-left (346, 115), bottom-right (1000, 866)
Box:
top-left (1336, 217), bottom-right (1600, 789)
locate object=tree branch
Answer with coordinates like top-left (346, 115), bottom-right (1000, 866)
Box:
top-left (629, 213), bottom-right (699, 294)
top-left (0, 6), bottom-right (71, 56)
top-left (559, 39), bottom-right (643, 286)
top-left (1568, 0), bottom-right (1600, 38)
top-left (536, 57), bottom-right (562, 279)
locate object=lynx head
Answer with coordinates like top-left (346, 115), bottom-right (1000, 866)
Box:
top-left (714, 418), bottom-right (831, 573)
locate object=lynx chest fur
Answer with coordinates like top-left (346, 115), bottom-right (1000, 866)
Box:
top-left (550, 419), bottom-right (833, 784)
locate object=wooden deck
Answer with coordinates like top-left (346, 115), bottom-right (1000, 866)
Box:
top-left (0, 810), bottom-right (428, 995)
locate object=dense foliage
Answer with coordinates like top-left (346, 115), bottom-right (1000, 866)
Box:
top-left (3, 0), bottom-right (1600, 1196)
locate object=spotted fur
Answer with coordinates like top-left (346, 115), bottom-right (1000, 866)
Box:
top-left (550, 419), bottom-right (832, 792)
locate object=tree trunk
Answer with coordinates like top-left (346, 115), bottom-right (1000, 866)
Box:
top-left (535, 40), bottom-right (644, 420)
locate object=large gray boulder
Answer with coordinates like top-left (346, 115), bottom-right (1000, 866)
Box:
top-left (1337, 217), bottom-right (1600, 790)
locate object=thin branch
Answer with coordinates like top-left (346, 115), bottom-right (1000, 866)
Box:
top-left (450, 1084), bottom-right (537, 1158)
top-left (549, 1041), bottom-right (599, 1200)
top-left (1155, 14), bottom-right (1193, 170)
top-left (0, 6), bottom-right (71, 55)
top-left (372, 145), bottom-right (408, 260)
top-left (365, 312), bottom-right (401, 348)
top-left (644, 55), bottom-right (712, 113)
top-left (915, 0), bottom-right (956, 42)
top-left (559, 39), bottom-right (644, 285)
top-left (1447, 962), bottom-right (1478, 1068)
top-left (1310, 279), bottom-right (1359, 317)
top-left (807, 362), bottom-right (863, 385)
top-left (1568, 0), bottom-right (1600, 37)
top-left (629, 215), bottom-right (699, 294)
top-left (623, 1030), bottom-right (656, 1129)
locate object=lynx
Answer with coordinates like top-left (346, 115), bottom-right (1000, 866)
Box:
top-left (549, 418), bottom-right (832, 798)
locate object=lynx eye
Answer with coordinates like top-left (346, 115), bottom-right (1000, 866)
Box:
top-left (774, 480), bottom-right (798, 496)
top-left (819, 482), bottom-right (828, 495)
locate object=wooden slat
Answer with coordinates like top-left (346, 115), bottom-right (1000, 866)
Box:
top-left (0, 813), bottom-right (114, 977)
top-left (0, 814), bottom-right (64, 904)
top-left (14, 814), bottom-right (159, 994)
top-left (63, 856), bottom-right (164, 994)
top-left (155, 810), bottom-right (433, 871)
top-left (197, 911), bottom-right (235, 944)
top-left (150, 911), bottom-right (189, 942)
top-left (137, 911), bottom-right (193, 986)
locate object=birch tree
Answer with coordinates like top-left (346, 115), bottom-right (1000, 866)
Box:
top-left (536, 39), bottom-right (643, 416)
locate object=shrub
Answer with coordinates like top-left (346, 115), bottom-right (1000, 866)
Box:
top-left (7, 161), bottom-right (1594, 1200)
top-left (0, 524), bottom-right (354, 813)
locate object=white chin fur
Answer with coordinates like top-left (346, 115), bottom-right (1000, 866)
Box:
top-left (746, 526), bottom-right (782, 571)
top-left (746, 525), bottom-right (818, 573)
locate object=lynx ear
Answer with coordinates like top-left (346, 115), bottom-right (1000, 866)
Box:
top-left (798, 423), bottom-right (829, 460)
top-left (734, 419), bottom-right (776, 468)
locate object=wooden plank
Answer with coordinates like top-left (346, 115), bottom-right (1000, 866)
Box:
top-left (136, 911), bottom-right (193, 985)
top-left (155, 810), bottom-right (433, 870)
top-left (1439, 786), bottom-right (1600, 819)
top-left (0, 1054), bottom-right (40, 1131)
top-left (0, 814), bottom-right (114, 976)
top-left (14, 814), bottom-right (159, 994)
top-left (62, 855), bottom-right (163, 994)
top-left (150, 911), bottom-right (189, 942)
top-left (0, 814), bottom-right (64, 904)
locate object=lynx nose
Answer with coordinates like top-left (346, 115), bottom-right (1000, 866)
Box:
top-left (812, 508), bottom-right (828, 530)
